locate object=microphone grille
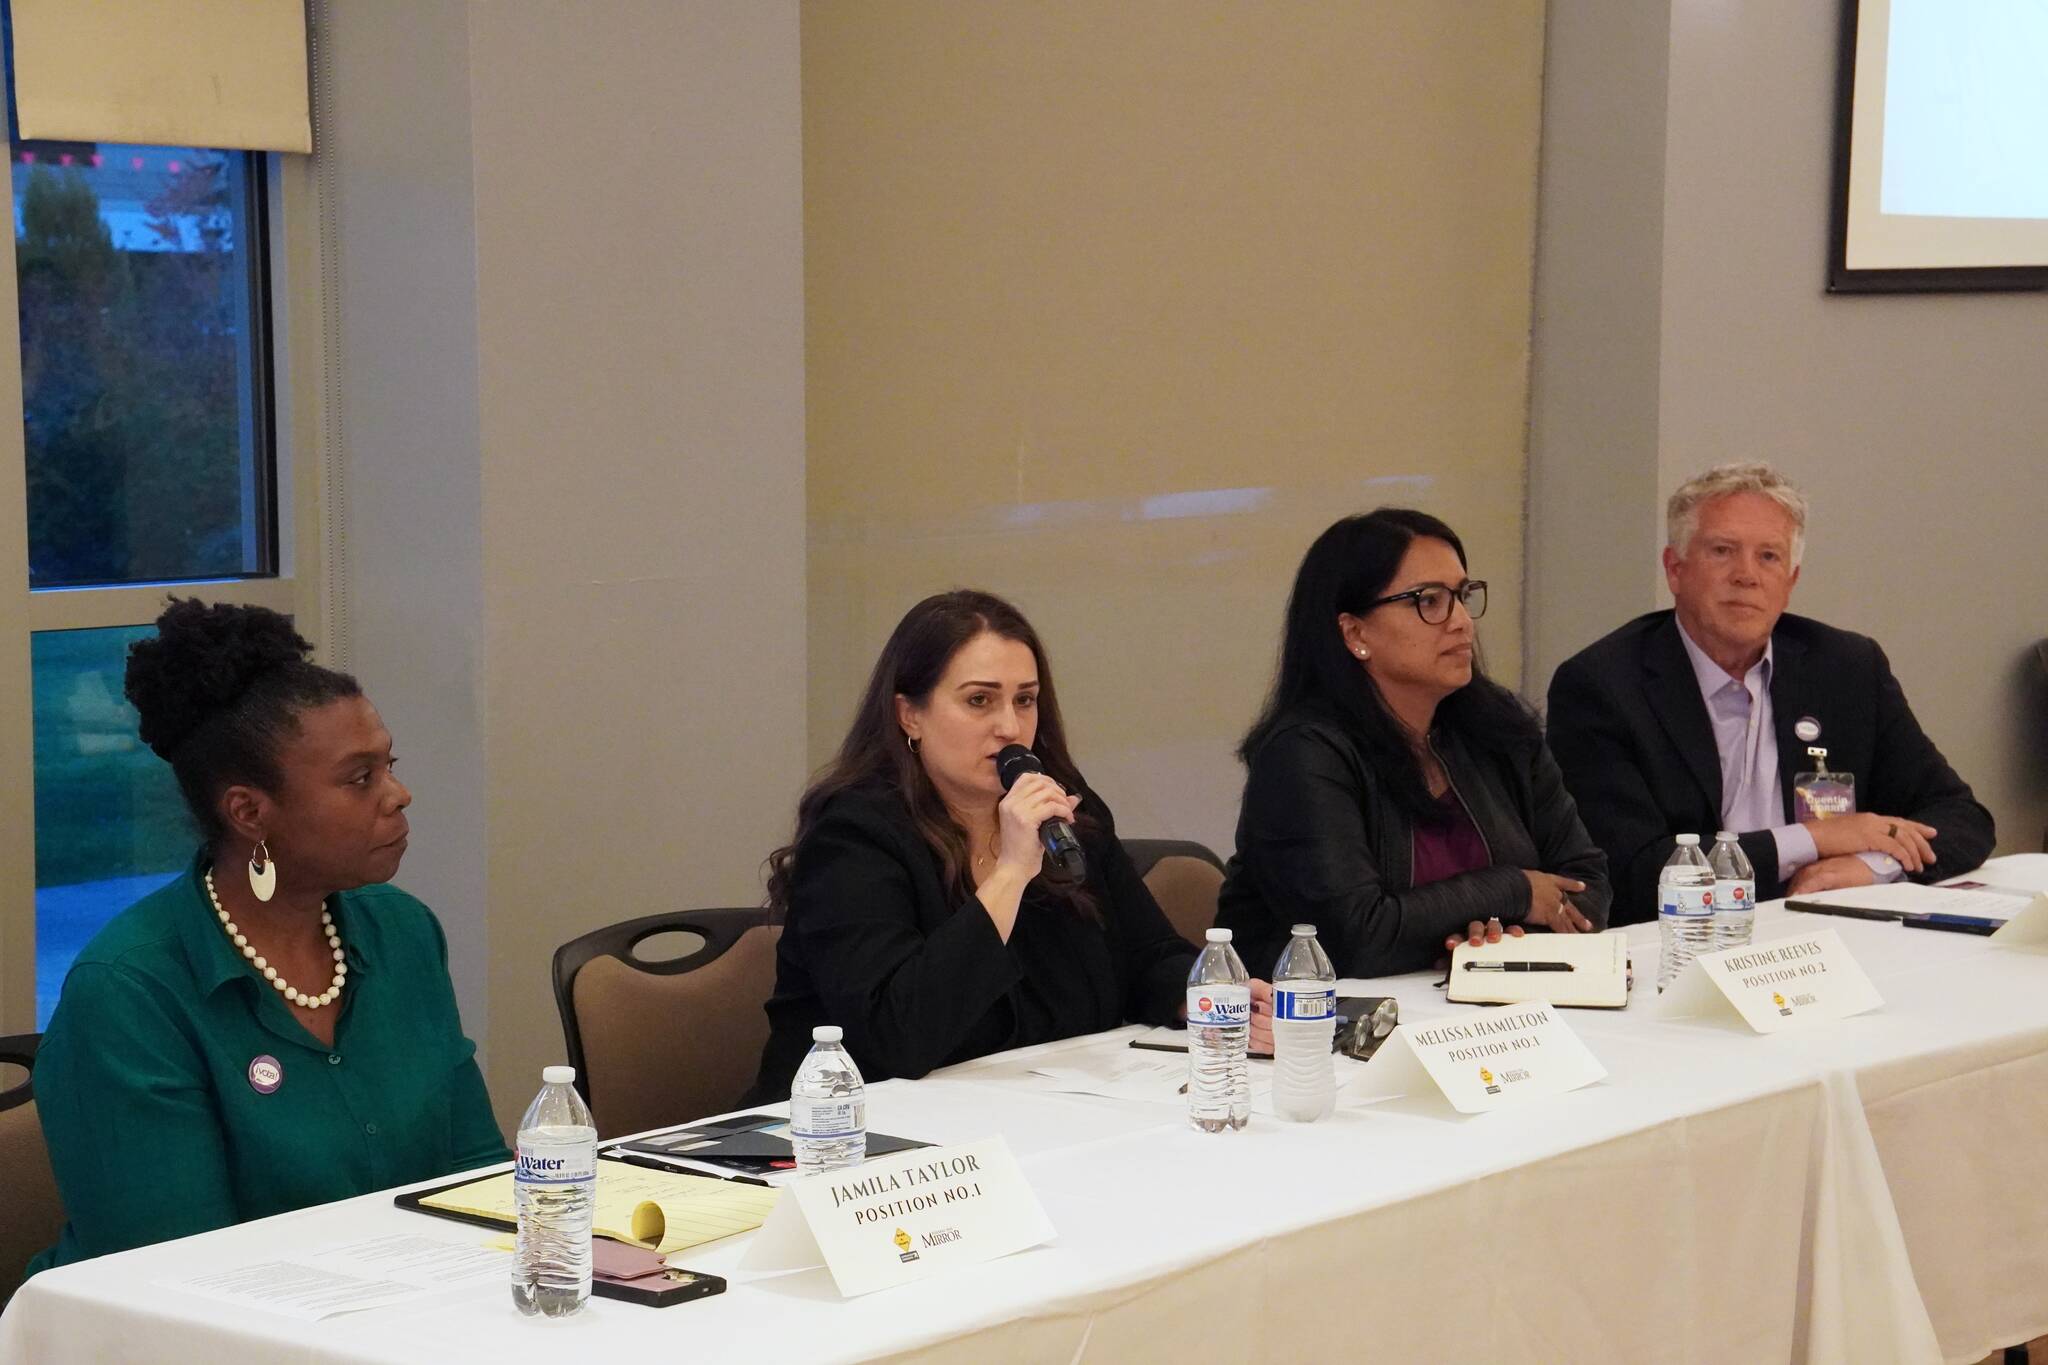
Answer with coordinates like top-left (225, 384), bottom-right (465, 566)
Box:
top-left (994, 744), bottom-right (1040, 789)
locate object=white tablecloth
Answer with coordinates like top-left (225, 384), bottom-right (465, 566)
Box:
top-left (7, 856), bottom-right (2047, 1364)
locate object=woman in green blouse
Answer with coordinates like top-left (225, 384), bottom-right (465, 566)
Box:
top-left (26, 600), bottom-right (507, 1278)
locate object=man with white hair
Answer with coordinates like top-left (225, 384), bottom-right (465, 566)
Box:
top-left (1545, 462), bottom-right (1993, 922)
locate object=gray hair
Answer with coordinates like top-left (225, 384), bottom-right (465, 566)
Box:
top-left (1666, 462), bottom-right (1808, 568)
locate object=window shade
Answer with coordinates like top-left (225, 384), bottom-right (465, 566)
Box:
top-left (12, 0), bottom-right (311, 153)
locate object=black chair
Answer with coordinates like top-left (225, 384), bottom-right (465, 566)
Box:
top-left (1123, 838), bottom-right (1228, 946)
top-left (1, 1034), bottom-right (64, 1305)
top-left (551, 909), bottom-right (780, 1140)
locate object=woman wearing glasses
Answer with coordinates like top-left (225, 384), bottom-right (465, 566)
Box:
top-left (1216, 509), bottom-right (1610, 977)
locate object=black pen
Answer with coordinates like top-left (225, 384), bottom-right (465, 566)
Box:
top-left (1461, 961), bottom-right (1575, 973)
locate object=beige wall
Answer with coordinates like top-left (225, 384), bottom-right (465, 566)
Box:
top-left (319, 0), bottom-right (806, 1128)
top-left (315, 0), bottom-right (491, 1068)
top-left (1529, 1), bottom-right (2048, 864)
top-left (803, 1), bottom-right (1548, 858)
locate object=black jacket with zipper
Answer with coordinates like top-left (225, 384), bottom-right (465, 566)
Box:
top-left (1215, 707), bottom-right (1611, 978)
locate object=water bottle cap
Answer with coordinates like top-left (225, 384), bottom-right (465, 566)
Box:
top-left (1290, 924), bottom-right (1316, 936)
top-left (1205, 928), bottom-right (1233, 942)
top-left (812, 1025), bottom-right (844, 1043)
top-left (1675, 833), bottom-right (1700, 845)
top-left (1715, 831), bottom-right (1736, 842)
top-left (542, 1065), bottom-right (575, 1085)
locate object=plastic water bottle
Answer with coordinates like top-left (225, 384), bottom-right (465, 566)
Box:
top-left (1270, 925), bottom-right (1336, 1122)
top-left (789, 1024), bottom-right (866, 1174)
top-left (512, 1065), bottom-right (596, 1317)
top-left (1657, 834), bottom-right (1717, 990)
top-left (1710, 831), bottom-right (1757, 951)
top-left (1186, 927), bottom-right (1251, 1132)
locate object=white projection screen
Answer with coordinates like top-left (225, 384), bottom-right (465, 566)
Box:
top-left (1830, 0), bottom-right (2048, 291)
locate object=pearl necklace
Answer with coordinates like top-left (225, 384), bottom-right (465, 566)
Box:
top-left (205, 868), bottom-right (348, 1009)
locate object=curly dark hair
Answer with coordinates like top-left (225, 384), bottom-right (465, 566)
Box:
top-left (124, 598), bottom-right (362, 840)
top-left (767, 590), bottom-right (1100, 921)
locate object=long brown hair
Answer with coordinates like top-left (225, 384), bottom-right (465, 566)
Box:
top-left (767, 590), bottom-right (1099, 919)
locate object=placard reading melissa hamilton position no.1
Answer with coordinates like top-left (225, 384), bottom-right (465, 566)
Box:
top-left (1346, 1001), bottom-right (1606, 1114)
top-left (739, 1137), bottom-right (1053, 1298)
top-left (1655, 928), bottom-right (1880, 1033)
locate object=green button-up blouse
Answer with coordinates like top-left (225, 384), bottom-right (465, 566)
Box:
top-left (24, 854), bottom-right (509, 1279)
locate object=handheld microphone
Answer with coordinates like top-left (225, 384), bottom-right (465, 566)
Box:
top-left (994, 744), bottom-right (1087, 881)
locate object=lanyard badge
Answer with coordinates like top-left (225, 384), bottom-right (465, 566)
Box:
top-left (1792, 744), bottom-right (1856, 820)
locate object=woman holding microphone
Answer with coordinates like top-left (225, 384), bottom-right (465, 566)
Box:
top-left (749, 590), bottom-right (1270, 1098)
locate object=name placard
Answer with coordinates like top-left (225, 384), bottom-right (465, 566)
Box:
top-left (1991, 894), bottom-right (2048, 948)
top-left (739, 1137), bottom-right (1053, 1298)
top-left (1656, 928), bottom-right (1880, 1032)
top-left (1346, 1001), bottom-right (1606, 1114)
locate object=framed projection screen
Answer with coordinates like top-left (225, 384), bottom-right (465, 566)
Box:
top-left (1829, 0), bottom-right (2048, 293)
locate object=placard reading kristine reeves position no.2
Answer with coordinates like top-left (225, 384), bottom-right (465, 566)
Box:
top-left (740, 1137), bottom-right (1054, 1298)
top-left (1656, 928), bottom-right (1880, 1034)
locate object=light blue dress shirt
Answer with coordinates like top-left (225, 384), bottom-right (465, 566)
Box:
top-left (1675, 622), bottom-right (1900, 883)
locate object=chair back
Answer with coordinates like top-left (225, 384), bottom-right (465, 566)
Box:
top-left (2037, 640), bottom-right (2048, 850)
top-left (552, 910), bottom-right (781, 1139)
top-left (1124, 838), bottom-right (1227, 947)
top-left (0, 1034), bottom-right (63, 1306)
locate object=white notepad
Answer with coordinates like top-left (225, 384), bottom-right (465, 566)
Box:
top-left (1446, 932), bottom-right (1630, 1009)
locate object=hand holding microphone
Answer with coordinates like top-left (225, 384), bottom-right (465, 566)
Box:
top-left (994, 745), bottom-right (1087, 881)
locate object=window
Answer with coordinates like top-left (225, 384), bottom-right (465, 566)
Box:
top-left (16, 143), bottom-right (273, 589)
top-left (29, 624), bottom-right (188, 1025)
top-left (1, 130), bottom-right (318, 1029)
top-left (13, 136), bottom-right (281, 1027)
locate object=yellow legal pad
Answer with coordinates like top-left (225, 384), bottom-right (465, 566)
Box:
top-left (421, 1159), bottom-right (782, 1255)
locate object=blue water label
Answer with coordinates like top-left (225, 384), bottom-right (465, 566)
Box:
top-left (1660, 885), bottom-right (1714, 919)
top-left (514, 1142), bottom-right (595, 1185)
top-left (1273, 986), bottom-right (1335, 1022)
top-left (1714, 878), bottom-right (1755, 914)
top-left (1186, 983), bottom-right (1251, 1027)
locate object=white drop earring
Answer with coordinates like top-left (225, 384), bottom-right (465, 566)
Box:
top-left (249, 839), bottom-right (278, 903)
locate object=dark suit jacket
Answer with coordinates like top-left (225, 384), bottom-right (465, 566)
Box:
top-left (1545, 610), bottom-right (1995, 923)
top-left (747, 781), bottom-right (1194, 1102)
top-left (1214, 708), bottom-right (1611, 978)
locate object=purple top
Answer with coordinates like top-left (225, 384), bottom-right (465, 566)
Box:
top-left (1411, 789), bottom-right (1490, 887)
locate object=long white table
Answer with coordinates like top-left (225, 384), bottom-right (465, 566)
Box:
top-left (6, 856), bottom-right (2047, 1364)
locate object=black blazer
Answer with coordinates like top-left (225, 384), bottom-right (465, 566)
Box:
top-left (747, 781), bottom-right (1194, 1102)
top-left (1545, 610), bottom-right (1995, 923)
top-left (1213, 708), bottom-right (1611, 978)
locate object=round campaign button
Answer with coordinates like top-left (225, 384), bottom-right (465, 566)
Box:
top-left (1794, 716), bottom-right (1821, 743)
top-left (248, 1054), bottom-right (283, 1095)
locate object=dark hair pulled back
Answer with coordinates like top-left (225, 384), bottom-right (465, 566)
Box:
top-left (124, 598), bottom-right (362, 840)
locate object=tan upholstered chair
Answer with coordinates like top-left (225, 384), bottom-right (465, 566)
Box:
top-left (1124, 838), bottom-right (1227, 947)
top-left (1, 1034), bottom-right (63, 1306)
top-left (552, 910), bottom-right (782, 1140)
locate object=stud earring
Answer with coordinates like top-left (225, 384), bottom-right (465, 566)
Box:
top-left (249, 840), bottom-right (278, 903)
